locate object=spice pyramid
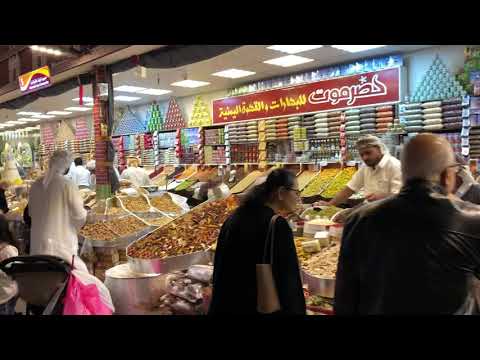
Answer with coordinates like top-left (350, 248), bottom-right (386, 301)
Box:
top-left (147, 103), bottom-right (164, 132)
top-left (113, 108), bottom-right (146, 136)
top-left (411, 55), bottom-right (467, 102)
top-left (189, 96), bottom-right (212, 127)
top-left (163, 98), bottom-right (187, 130)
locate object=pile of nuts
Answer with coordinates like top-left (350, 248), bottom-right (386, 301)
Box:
top-left (120, 196), bottom-right (150, 212)
top-left (150, 194), bottom-right (183, 216)
top-left (79, 216), bottom-right (148, 241)
top-left (127, 196), bottom-right (238, 259)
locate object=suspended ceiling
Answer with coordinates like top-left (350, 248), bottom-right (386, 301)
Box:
top-left (0, 45), bottom-right (435, 130)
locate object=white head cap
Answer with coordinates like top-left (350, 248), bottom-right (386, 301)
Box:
top-left (43, 150), bottom-right (72, 188)
top-left (356, 135), bottom-right (386, 154)
top-left (86, 160), bottom-right (96, 171)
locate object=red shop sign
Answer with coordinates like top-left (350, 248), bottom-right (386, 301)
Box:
top-left (213, 67), bottom-right (401, 124)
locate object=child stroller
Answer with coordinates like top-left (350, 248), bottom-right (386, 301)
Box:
top-left (0, 255), bottom-right (71, 315)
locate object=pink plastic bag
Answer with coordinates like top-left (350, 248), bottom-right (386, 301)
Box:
top-left (63, 274), bottom-right (113, 315)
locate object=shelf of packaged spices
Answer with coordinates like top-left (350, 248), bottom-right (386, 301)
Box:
top-left (230, 143), bottom-right (259, 164)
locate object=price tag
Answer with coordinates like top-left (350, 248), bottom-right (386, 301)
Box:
top-left (462, 95), bottom-right (470, 107)
top-left (462, 147), bottom-right (470, 156)
top-left (461, 127), bottom-right (470, 137)
top-left (462, 138), bottom-right (469, 147)
top-left (462, 108), bottom-right (470, 118)
top-left (399, 104), bottom-right (406, 113)
top-left (346, 161), bottom-right (356, 167)
top-left (320, 161), bottom-right (328, 167)
top-left (399, 116), bottom-right (407, 124)
top-left (463, 117), bottom-right (471, 127)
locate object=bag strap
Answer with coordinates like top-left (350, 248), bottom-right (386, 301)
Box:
top-left (262, 215), bottom-right (280, 265)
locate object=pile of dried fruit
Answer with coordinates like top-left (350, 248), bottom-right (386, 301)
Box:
top-left (303, 242), bottom-right (340, 278)
top-left (301, 168), bottom-right (340, 197)
top-left (120, 196), bottom-right (150, 212)
top-left (127, 196), bottom-right (238, 259)
top-left (150, 193), bottom-right (183, 216)
top-left (296, 170), bottom-right (319, 191)
top-left (320, 167), bottom-right (357, 198)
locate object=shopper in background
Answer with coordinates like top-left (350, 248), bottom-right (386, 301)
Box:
top-left (335, 133), bottom-right (480, 315)
top-left (453, 155), bottom-right (480, 205)
top-left (86, 159), bottom-right (96, 190)
top-left (69, 157), bottom-right (91, 190)
top-left (316, 135), bottom-right (402, 207)
top-left (0, 216), bottom-right (18, 315)
top-left (28, 150), bottom-right (88, 272)
top-left (0, 181), bottom-right (9, 214)
top-left (120, 157), bottom-right (151, 187)
top-left (209, 168), bottom-right (306, 315)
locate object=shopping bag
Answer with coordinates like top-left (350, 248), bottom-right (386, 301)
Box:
top-left (256, 215), bottom-right (281, 314)
top-left (63, 273), bottom-right (113, 315)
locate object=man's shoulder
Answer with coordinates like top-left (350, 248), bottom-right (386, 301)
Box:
top-left (348, 195), bottom-right (400, 222)
top-left (385, 154), bottom-right (401, 168)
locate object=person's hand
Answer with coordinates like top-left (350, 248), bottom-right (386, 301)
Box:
top-left (313, 200), bottom-right (331, 207)
top-left (365, 193), bottom-right (389, 202)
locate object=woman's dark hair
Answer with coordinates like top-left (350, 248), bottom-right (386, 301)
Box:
top-left (241, 168), bottom-right (296, 208)
top-left (0, 216), bottom-right (14, 246)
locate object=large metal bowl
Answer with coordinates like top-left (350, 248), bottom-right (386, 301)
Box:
top-left (301, 270), bottom-right (335, 299)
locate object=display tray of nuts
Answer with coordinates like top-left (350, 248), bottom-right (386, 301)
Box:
top-left (79, 215), bottom-right (155, 248)
top-left (118, 195), bottom-right (152, 213)
top-left (126, 196), bottom-right (238, 273)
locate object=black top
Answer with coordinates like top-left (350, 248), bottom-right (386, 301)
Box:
top-left (0, 189), bottom-right (9, 214)
top-left (209, 204), bottom-right (306, 315)
top-left (335, 179), bottom-right (480, 315)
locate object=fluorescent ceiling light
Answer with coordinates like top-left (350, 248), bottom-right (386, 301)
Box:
top-left (137, 88), bottom-right (172, 96)
top-left (114, 85), bottom-right (147, 93)
top-left (47, 111), bottom-right (73, 115)
top-left (6, 121), bottom-right (27, 125)
top-left (331, 45), bottom-right (386, 53)
top-left (212, 69), bottom-right (256, 79)
top-left (72, 97), bottom-right (94, 103)
top-left (171, 80), bottom-right (210, 88)
top-left (35, 114), bottom-right (56, 119)
top-left (17, 111), bottom-right (42, 116)
top-left (65, 107), bottom-right (91, 112)
top-left (264, 55), bottom-right (314, 67)
top-left (17, 118), bottom-right (40, 122)
top-left (115, 95), bottom-right (141, 102)
top-left (267, 45), bottom-right (323, 54)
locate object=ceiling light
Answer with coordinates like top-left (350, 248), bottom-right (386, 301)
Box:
top-left (30, 45), bottom-right (63, 56)
top-left (72, 97), bottom-right (94, 103)
top-left (267, 45), bottom-right (324, 54)
top-left (212, 69), bottom-right (256, 79)
top-left (30, 45), bottom-right (39, 51)
top-left (6, 121), bottom-right (27, 125)
top-left (331, 45), bottom-right (386, 53)
top-left (171, 80), bottom-right (210, 88)
top-left (47, 111), bottom-right (73, 115)
top-left (114, 85), bottom-right (147, 93)
top-left (17, 118), bottom-right (40, 122)
top-left (17, 111), bottom-right (42, 116)
top-left (115, 95), bottom-right (141, 102)
top-left (137, 88), bottom-right (172, 96)
top-left (64, 107), bottom-right (91, 112)
top-left (35, 115), bottom-right (56, 119)
top-left (264, 55), bottom-right (314, 67)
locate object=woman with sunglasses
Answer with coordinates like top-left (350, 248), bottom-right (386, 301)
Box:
top-left (209, 168), bottom-right (306, 315)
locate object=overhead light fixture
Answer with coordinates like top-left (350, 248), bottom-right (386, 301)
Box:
top-left (267, 45), bottom-right (324, 54)
top-left (212, 69), bottom-right (256, 79)
top-left (72, 97), bottom-right (94, 103)
top-left (137, 88), bottom-right (172, 96)
top-left (64, 107), bottom-right (91, 112)
top-left (114, 85), bottom-right (147, 93)
top-left (6, 120), bottom-right (27, 125)
top-left (16, 111), bottom-right (42, 116)
top-left (115, 95), bottom-right (141, 102)
top-left (47, 111), bottom-right (73, 115)
top-left (35, 114), bottom-right (56, 119)
top-left (30, 45), bottom-right (64, 56)
top-left (264, 55), bottom-right (314, 67)
top-left (171, 80), bottom-right (210, 88)
top-left (331, 45), bottom-right (386, 53)
top-left (17, 118), bottom-right (40, 122)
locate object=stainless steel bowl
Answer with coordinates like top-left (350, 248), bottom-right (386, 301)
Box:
top-left (302, 270), bottom-right (335, 299)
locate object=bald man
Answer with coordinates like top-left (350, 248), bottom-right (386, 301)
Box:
top-left (335, 133), bottom-right (480, 315)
